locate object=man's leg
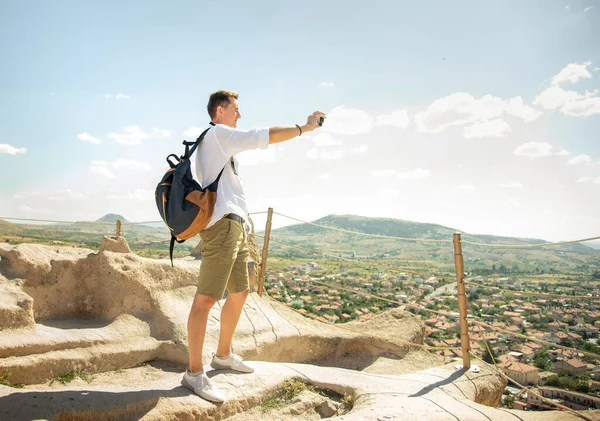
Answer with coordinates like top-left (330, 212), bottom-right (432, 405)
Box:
top-left (216, 289), bottom-right (249, 357)
top-left (187, 293), bottom-right (217, 373)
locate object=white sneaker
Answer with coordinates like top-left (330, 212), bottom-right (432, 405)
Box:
top-left (181, 370), bottom-right (225, 403)
top-left (210, 353), bottom-right (255, 373)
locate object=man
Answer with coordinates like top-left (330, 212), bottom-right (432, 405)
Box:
top-left (181, 90), bottom-right (326, 402)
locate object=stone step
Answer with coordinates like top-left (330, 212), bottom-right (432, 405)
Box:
top-left (0, 337), bottom-right (162, 385)
top-left (0, 361), bottom-right (590, 421)
top-left (0, 315), bottom-right (162, 385)
top-left (0, 314), bottom-right (152, 359)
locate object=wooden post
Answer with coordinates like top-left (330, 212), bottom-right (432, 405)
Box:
top-left (116, 220), bottom-right (122, 238)
top-left (453, 232), bottom-right (471, 370)
top-left (257, 208), bottom-right (274, 296)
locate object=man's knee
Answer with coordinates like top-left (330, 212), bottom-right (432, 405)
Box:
top-left (190, 294), bottom-right (217, 314)
top-left (231, 288), bottom-right (249, 300)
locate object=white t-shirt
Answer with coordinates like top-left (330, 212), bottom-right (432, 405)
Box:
top-left (191, 123), bottom-right (270, 229)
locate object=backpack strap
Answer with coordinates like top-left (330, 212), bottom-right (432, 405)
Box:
top-left (169, 233), bottom-right (187, 267)
top-left (184, 121), bottom-right (233, 189)
top-left (185, 126), bottom-right (212, 159)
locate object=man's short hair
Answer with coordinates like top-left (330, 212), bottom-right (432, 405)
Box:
top-left (207, 90), bottom-right (238, 119)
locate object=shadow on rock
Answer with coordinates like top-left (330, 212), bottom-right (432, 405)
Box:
top-left (0, 386), bottom-right (189, 421)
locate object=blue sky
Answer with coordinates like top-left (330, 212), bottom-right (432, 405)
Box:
top-left (1, 0), bottom-right (599, 242)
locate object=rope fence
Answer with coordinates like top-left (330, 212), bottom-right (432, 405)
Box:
top-left (273, 211), bottom-right (453, 243)
top-left (3, 209), bottom-right (600, 416)
top-left (259, 233), bottom-right (457, 283)
top-left (465, 280), bottom-right (600, 300)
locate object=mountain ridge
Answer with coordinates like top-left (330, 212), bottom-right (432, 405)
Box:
top-left (272, 213), bottom-right (597, 254)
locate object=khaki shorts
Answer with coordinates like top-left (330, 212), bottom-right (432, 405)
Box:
top-left (197, 216), bottom-right (249, 300)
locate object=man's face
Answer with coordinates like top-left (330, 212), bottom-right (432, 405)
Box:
top-left (219, 98), bottom-right (241, 128)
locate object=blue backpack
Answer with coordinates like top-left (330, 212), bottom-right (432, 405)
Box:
top-left (155, 123), bottom-right (226, 266)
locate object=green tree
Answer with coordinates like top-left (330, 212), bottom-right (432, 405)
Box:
top-left (482, 346), bottom-right (499, 364)
top-left (533, 349), bottom-right (551, 371)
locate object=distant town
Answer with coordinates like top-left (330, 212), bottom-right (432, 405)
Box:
top-left (264, 260), bottom-right (600, 411)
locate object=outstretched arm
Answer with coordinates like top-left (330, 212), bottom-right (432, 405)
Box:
top-left (268, 111), bottom-right (326, 144)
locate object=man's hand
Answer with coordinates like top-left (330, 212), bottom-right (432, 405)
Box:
top-left (268, 111), bottom-right (327, 144)
top-left (302, 111), bottom-right (327, 133)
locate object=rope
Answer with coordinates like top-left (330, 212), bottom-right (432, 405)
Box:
top-left (273, 212), bottom-right (453, 243)
top-left (261, 234), bottom-right (456, 283)
top-left (248, 211), bottom-right (269, 216)
top-left (284, 302), bottom-right (440, 350)
top-left (465, 280), bottom-right (600, 300)
top-left (265, 271), bottom-right (457, 351)
top-left (462, 235), bottom-right (600, 249)
top-left (0, 216), bottom-right (115, 225)
top-left (470, 319), bottom-right (600, 360)
top-left (469, 323), bottom-right (594, 420)
top-left (121, 221), bottom-right (162, 226)
top-left (469, 350), bottom-right (593, 421)
top-left (308, 277), bottom-right (459, 320)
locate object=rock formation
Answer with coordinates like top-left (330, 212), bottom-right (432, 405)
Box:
top-left (0, 241), bottom-right (596, 420)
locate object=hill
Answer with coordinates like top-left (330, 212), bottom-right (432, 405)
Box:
top-left (0, 219), bottom-right (24, 237)
top-left (95, 214), bottom-right (129, 223)
top-left (266, 214), bottom-right (600, 277)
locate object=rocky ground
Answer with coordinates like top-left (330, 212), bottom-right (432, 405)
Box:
top-left (0, 239), bottom-right (598, 420)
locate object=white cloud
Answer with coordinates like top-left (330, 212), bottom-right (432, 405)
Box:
top-left (16, 204), bottom-right (52, 215)
top-left (90, 161), bottom-right (116, 178)
top-left (567, 154), bottom-right (594, 166)
top-left (77, 132), bottom-right (101, 145)
top-left (463, 118), bottom-right (511, 139)
top-left (397, 168), bottom-right (430, 180)
top-left (533, 85), bottom-right (588, 110)
top-left (319, 82), bottom-right (334, 88)
top-left (104, 94), bottom-right (112, 99)
top-left (53, 189), bottom-right (87, 200)
top-left (316, 173), bottom-right (332, 180)
top-left (584, 6), bottom-right (593, 12)
top-left (183, 126), bottom-right (204, 137)
top-left (561, 96), bottom-right (600, 117)
top-left (556, 149), bottom-right (571, 156)
top-left (374, 188), bottom-right (400, 199)
top-left (306, 148), bottom-right (319, 160)
top-left (551, 61), bottom-right (592, 85)
top-left (565, 4), bottom-right (570, 10)
top-left (151, 127), bottom-right (170, 137)
top-left (321, 150), bottom-right (343, 160)
top-left (535, 63), bottom-right (600, 117)
top-left (112, 159), bottom-right (151, 171)
top-left (513, 142), bottom-right (553, 158)
top-left (504, 97), bottom-right (544, 122)
top-left (414, 93), bottom-right (541, 134)
top-left (14, 191), bottom-right (42, 199)
top-left (312, 133), bottom-right (342, 147)
top-left (454, 184), bottom-right (477, 194)
top-left (375, 109), bottom-right (409, 129)
top-left (323, 106), bottom-right (374, 135)
top-left (351, 144), bottom-right (368, 153)
top-left (90, 159), bottom-right (150, 178)
top-left (371, 169), bottom-right (397, 177)
top-left (576, 176), bottom-right (592, 183)
top-left (504, 198), bottom-right (521, 207)
top-left (107, 189), bottom-right (152, 201)
top-left (500, 181), bottom-right (524, 188)
top-left (0, 143), bottom-right (26, 155)
top-left (237, 148), bottom-right (276, 166)
top-left (108, 126), bottom-right (170, 146)
top-left (115, 93), bottom-right (131, 100)
top-left (595, 176), bottom-right (600, 184)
